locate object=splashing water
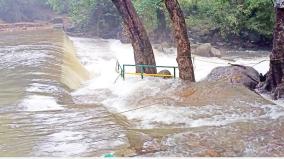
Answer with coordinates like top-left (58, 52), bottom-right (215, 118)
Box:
top-left (0, 30), bottom-right (284, 157)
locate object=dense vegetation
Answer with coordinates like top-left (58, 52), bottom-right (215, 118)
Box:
top-left (46, 0), bottom-right (275, 44)
top-left (0, 0), bottom-right (275, 45)
top-left (188, 0), bottom-right (275, 40)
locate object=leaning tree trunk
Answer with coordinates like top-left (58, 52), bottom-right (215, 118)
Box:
top-left (111, 0), bottom-right (157, 74)
top-left (260, 6), bottom-right (284, 99)
top-left (165, 0), bottom-right (195, 81)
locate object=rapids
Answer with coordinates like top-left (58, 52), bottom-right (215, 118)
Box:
top-left (0, 30), bottom-right (283, 157)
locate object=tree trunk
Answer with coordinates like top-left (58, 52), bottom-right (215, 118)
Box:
top-left (259, 7), bottom-right (284, 99)
top-left (111, 0), bottom-right (157, 74)
top-left (165, 0), bottom-right (195, 81)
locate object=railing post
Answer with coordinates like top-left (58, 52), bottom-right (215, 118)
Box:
top-left (174, 67), bottom-right (176, 79)
top-left (117, 61), bottom-right (120, 72)
top-left (141, 65), bottom-right (144, 79)
top-left (122, 65), bottom-right (125, 80)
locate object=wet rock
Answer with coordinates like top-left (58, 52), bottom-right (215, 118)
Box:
top-left (126, 131), bottom-right (161, 154)
top-left (142, 138), bottom-right (161, 153)
top-left (232, 141), bottom-right (245, 154)
top-left (206, 65), bottom-right (260, 90)
top-left (158, 70), bottom-right (172, 79)
top-left (202, 149), bottom-right (221, 157)
top-left (192, 43), bottom-right (222, 57)
top-left (51, 17), bottom-right (64, 24)
top-left (114, 148), bottom-right (137, 157)
top-left (193, 43), bottom-right (212, 57)
top-left (211, 47), bottom-right (222, 57)
top-left (191, 43), bottom-right (199, 50)
top-left (53, 24), bottom-right (64, 30)
top-left (153, 42), bottom-right (173, 53)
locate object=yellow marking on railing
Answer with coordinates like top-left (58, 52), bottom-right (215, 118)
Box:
top-left (125, 72), bottom-right (173, 77)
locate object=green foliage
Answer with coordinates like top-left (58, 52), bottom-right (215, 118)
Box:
top-left (133, 0), bottom-right (162, 33)
top-left (0, 0), bottom-right (275, 41)
top-left (132, 0), bottom-right (275, 40)
top-left (194, 0), bottom-right (275, 38)
top-left (47, 0), bottom-right (98, 28)
top-left (47, 0), bottom-right (68, 13)
top-left (244, 0), bottom-right (275, 37)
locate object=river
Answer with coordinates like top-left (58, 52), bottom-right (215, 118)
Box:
top-left (0, 29), bottom-right (283, 157)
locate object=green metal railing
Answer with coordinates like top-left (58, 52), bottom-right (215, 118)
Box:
top-left (116, 61), bottom-right (178, 80)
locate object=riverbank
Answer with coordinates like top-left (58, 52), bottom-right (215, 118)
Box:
top-left (0, 22), bottom-right (54, 32)
top-left (0, 18), bottom-right (272, 53)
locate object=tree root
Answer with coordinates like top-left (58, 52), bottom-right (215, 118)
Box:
top-left (256, 71), bottom-right (284, 100)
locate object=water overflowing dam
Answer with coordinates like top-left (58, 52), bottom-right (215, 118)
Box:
top-left (0, 29), bottom-right (283, 157)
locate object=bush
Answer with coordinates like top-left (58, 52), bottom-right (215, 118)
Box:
top-left (193, 0), bottom-right (275, 39)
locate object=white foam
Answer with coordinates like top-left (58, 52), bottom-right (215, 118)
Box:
top-left (26, 83), bottom-right (59, 93)
top-left (49, 131), bottom-right (84, 141)
top-left (70, 37), bottom-right (276, 129)
top-left (20, 95), bottom-right (64, 112)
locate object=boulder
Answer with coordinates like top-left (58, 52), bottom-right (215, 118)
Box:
top-left (158, 70), bottom-right (172, 79)
top-left (210, 47), bottom-right (222, 57)
top-left (153, 42), bottom-right (173, 53)
top-left (192, 43), bottom-right (222, 57)
top-left (193, 43), bottom-right (212, 57)
top-left (51, 17), bottom-right (64, 24)
top-left (205, 65), bottom-right (260, 90)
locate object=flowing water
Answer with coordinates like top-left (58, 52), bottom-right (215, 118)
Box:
top-left (0, 29), bottom-right (284, 157)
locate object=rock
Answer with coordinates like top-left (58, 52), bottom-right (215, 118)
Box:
top-left (204, 149), bottom-right (221, 157)
top-left (153, 45), bottom-right (164, 52)
top-left (142, 138), bottom-right (161, 154)
top-left (247, 32), bottom-right (261, 44)
top-left (210, 47), bottom-right (222, 57)
top-left (158, 70), bottom-right (172, 79)
top-left (192, 43), bottom-right (222, 57)
top-left (191, 43), bottom-right (199, 50)
top-left (114, 148), bottom-right (137, 157)
top-left (153, 42), bottom-right (174, 53)
top-left (51, 17), bottom-right (64, 24)
top-left (193, 43), bottom-right (212, 57)
top-left (206, 65), bottom-right (260, 90)
top-left (216, 42), bottom-right (225, 46)
top-left (53, 23), bottom-right (64, 30)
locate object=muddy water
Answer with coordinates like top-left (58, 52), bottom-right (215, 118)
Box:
top-left (0, 30), bottom-right (129, 157)
top-left (0, 30), bottom-right (284, 157)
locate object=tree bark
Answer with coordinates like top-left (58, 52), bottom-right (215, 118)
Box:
top-left (111, 0), bottom-right (157, 74)
top-left (164, 0), bottom-right (195, 81)
top-left (259, 7), bottom-right (284, 99)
